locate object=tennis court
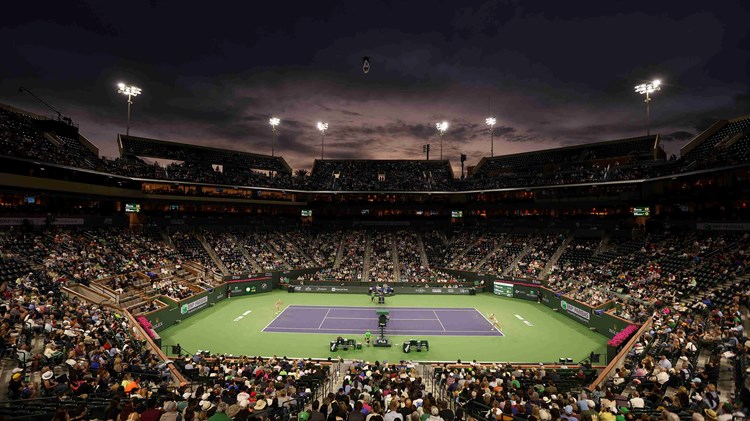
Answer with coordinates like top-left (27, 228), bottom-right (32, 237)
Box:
top-left (263, 305), bottom-right (503, 336)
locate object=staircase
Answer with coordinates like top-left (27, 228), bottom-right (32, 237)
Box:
top-left (282, 232), bottom-right (317, 266)
top-left (333, 233), bottom-right (346, 268)
top-left (541, 234), bottom-right (573, 278)
top-left (594, 232), bottom-right (610, 256)
top-left (362, 232), bottom-right (372, 279)
top-left (391, 233), bottom-right (401, 282)
top-left (446, 236), bottom-right (482, 267)
top-left (501, 241), bottom-right (534, 277)
top-left (417, 233), bottom-right (430, 270)
top-left (473, 235), bottom-right (508, 272)
top-left (234, 234), bottom-right (262, 272)
top-left (198, 234), bottom-right (230, 275)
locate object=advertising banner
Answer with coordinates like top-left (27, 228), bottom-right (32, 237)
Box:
top-left (512, 284), bottom-right (539, 301)
top-left (538, 289), bottom-right (629, 338)
top-left (227, 279), bottom-right (273, 296)
top-left (493, 282), bottom-right (514, 297)
top-left (146, 285), bottom-right (227, 332)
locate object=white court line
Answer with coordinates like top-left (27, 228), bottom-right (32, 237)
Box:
top-left (318, 308), bottom-right (332, 329)
top-left (515, 314), bottom-right (524, 320)
top-left (524, 320), bottom-right (534, 327)
top-left (233, 316), bottom-right (244, 322)
top-left (242, 310), bottom-right (252, 316)
top-left (264, 326), bottom-right (500, 333)
top-left (325, 317), bottom-right (440, 321)
top-left (261, 306), bottom-right (291, 332)
top-left (287, 305), bottom-right (479, 311)
top-left (433, 310), bottom-right (447, 331)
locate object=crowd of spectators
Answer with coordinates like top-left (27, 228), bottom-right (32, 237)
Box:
top-left (589, 282), bottom-right (750, 421)
top-left (512, 235), bottom-right (566, 279)
top-left (369, 231), bottom-right (396, 284)
top-left (205, 231), bottom-right (256, 274)
top-left (285, 229), bottom-right (342, 268)
top-left (481, 234), bottom-right (530, 275)
top-left (397, 231), bottom-right (430, 282)
top-left (1, 269), bottom-right (174, 405)
top-left (435, 232), bottom-right (478, 269)
top-left (266, 233), bottom-right (318, 270)
top-left (1, 221), bottom-right (749, 420)
top-left (3, 104), bottom-right (750, 193)
top-left (450, 232), bottom-right (507, 271)
top-left (305, 160), bottom-right (454, 191)
top-left (235, 232), bottom-right (289, 272)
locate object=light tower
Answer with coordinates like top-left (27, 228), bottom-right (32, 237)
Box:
top-left (269, 117), bottom-right (280, 156)
top-left (317, 122), bottom-right (329, 159)
top-left (634, 80), bottom-right (662, 136)
top-left (117, 83), bottom-right (142, 136)
top-left (485, 117), bottom-right (497, 157)
top-left (435, 121), bottom-right (448, 160)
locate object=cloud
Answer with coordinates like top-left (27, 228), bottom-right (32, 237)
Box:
top-left (661, 131), bottom-right (694, 142)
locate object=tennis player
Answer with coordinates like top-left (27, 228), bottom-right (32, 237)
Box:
top-left (488, 313), bottom-right (501, 331)
top-left (275, 299), bottom-right (282, 315)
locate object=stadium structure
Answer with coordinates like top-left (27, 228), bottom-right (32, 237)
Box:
top-left (1, 101), bottom-right (749, 420)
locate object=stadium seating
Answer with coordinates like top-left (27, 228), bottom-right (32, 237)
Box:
top-left (2, 101), bottom-right (750, 421)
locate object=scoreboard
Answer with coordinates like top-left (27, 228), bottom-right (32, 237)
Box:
top-left (493, 281), bottom-right (514, 297)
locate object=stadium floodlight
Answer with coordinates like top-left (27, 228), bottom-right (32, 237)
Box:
top-left (634, 79), bottom-right (662, 136)
top-left (435, 121), bottom-right (449, 160)
top-left (269, 117), bottom-right (280, 156)
top-left (486, 117), bottom-right (497, 157)
top-left (117, 83), bottom-right (142, 136)
top-left (317, 122), bottom-right (329, 159)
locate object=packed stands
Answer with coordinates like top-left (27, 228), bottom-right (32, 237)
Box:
top-left (265, 231), bottom-right (319, 269)
top-left (368, 230), bottom-right (396, 283)
top-left (3, 101), bottom-right (750, 194)
top-left (480, 233), bottom-right (530, 275)
top-left (468, 135), bottom-right (663, 188)
top-left (396, 230), bottom-right (429, 282)
top-left (307, 159), bottom-right (454, 191)
top-left (450, 232), bottom-right (507, 271)
top-left (284, 229), bottom-right (341, 267)
top-left (512, 233), bottom-right (567, 279)
top-left (204, 231), bottom-right (255, 274)
top-left (234, 231), bottom-right (289, 271)
top-left (119, 135), bottom-right (290, 174)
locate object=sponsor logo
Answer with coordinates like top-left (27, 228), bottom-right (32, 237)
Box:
top-left (261, 283), bottom-right (268, 290)
top-left (431, 289), bottom-right (443, 293)
top-left (181, 296), bottom-right (209, 315)
top-left (415, 288), bottom-right (426, 293)
top-left (561, 300), bottom-right (590, 321)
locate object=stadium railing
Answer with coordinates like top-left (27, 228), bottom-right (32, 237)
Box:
top-left (121, 309), bottom-right (188, 385)
top-left (586, 318), bottom-right (652, 392)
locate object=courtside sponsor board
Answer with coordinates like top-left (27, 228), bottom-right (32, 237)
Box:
top-left (181, 296), bottom-right (209, 315)
top-left (560, 300), bottom-right (591, 323)
top-left (493, 282), bottom-right (514, 297)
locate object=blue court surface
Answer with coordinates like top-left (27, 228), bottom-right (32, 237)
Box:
top-left (262, 305), bottom-right (504, 336)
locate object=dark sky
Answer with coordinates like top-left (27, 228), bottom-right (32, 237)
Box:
top-left (2, 1), bottom-right (749, 172)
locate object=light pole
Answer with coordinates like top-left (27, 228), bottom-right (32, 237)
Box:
top-left (435, 121), bottom-right (448, 160)
top-left (269, 117), bottom-right (280, 156)
top-left (634, 79), bottom-right (661, 136)
top-left (117, 83), bottom-right (142, 136)
top-left (317, 122), bottom-right (328, 159)
top-left (486, 117), bottom-right (496, 157)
